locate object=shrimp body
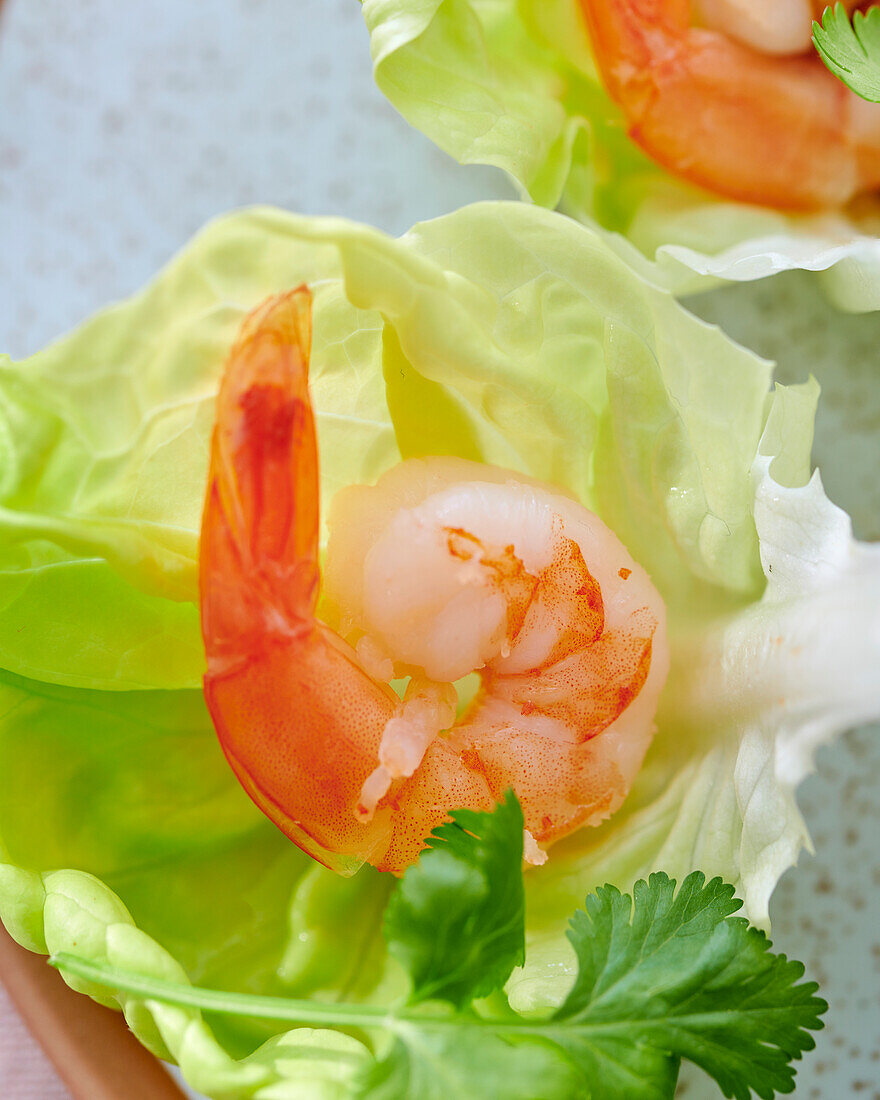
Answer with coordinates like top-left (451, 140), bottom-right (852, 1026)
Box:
top-left (579, 0), bottom-right (880, 210)
top-left (200, 291), bottom-right (668, 875)
top-left (325, 459), bottom-right (668, 858)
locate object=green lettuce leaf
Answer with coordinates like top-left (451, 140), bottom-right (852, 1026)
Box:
top-left (7, 862), bottom-right (373, 1098)
top-left (0, 202), bottom-right (875, 1095)
top-left (362, 0), bottom-right (880, 311)
top-left (0, 202), bottom-right (771, 688)
top-left (278, 863), bottom-right (393, 1001)
top-left (0, 233), bottom-right (396, 689)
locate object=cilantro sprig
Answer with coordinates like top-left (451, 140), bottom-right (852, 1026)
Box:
top-left (383, 793), bottom-right (526, 1007)
top-left (51, 796), bottom-right (826, 1100)
top-left (814, 4), bottom-right (880, 102)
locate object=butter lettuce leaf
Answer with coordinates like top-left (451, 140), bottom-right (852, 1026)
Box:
top-left (5, 862), bottom-right (373, 1097)
top-left (0, 231), bottom-right (396, 689)
top-left (0, 670), bottom-right (310, 1009)
top-left (362, 0), bottom-right (880, 311)
top-left (0, 202), bottom-right (876, 1096)
top-left (0, 202), bottom-right (771, 688)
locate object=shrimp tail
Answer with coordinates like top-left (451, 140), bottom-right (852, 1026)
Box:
top-left (200, 289), bottom-right (397, 875)
top-left (200, 288), bottom-right (318, 666)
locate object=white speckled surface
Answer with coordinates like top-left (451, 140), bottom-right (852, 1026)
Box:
top-left (0, 0), bottom-right (510, 359)
top-left (0, 2), bottom-right (877, 1098)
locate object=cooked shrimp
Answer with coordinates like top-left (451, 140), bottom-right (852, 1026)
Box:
top-left (200, 289), bottom-right (669, 875)
top-left (579, 0), bottom-right (880, 209)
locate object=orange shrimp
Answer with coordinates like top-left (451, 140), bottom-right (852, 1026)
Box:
top-left (200, 290), bottom-right (668, 874)
top-left (578, 0), bottom-right (880, 210)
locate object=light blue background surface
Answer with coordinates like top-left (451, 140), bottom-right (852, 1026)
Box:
top-left (0, 2), bottom-right (877, 1096)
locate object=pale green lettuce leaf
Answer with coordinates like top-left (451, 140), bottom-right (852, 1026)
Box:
top-left (0, 202), bottom-right (769, 689)
top-left (0, 202), bottom-right (876, 1094)
top-left (362, 0), bottom-right (587, 208)
top-left (0, 666), bottom-right (403, 1066)
top-left (0, 671), bottom-right (306, 991)
top-left (0, 229), bottom-right (397, 689)
top-left (363, 0), bottom-right (880, 311)
top-left (278, 863), bottom-right (394, 1000)
top-left (2, 863), bottom-right (371, 1098)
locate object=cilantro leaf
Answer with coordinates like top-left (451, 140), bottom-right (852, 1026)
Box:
top-left (814, 4), bottom-right (880, 102)
top-left (383, 793), bottom-right (526, 1007)
top-left (552, 872), bottom-right (827, 1100)
top-left (359, 1028), bottom-right (580, 1100)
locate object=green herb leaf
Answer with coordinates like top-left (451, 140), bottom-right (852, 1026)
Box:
top-left (552, 871), bottom-right (827, 1099)
top-left (814, 4), bottom-right (880, 102)
top-left (383, 793), bottom-right (526, 1007)
top-left (358, 1029), bottom-right (580, 1100)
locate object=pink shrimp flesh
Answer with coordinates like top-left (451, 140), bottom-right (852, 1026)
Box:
top-left (579, 0), bottom-right (880, 210)
top-left (199, 290), bottom-right (669, 874)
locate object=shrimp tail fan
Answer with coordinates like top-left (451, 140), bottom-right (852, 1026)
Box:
top-left (200, 288), bottom-right (318, 662)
